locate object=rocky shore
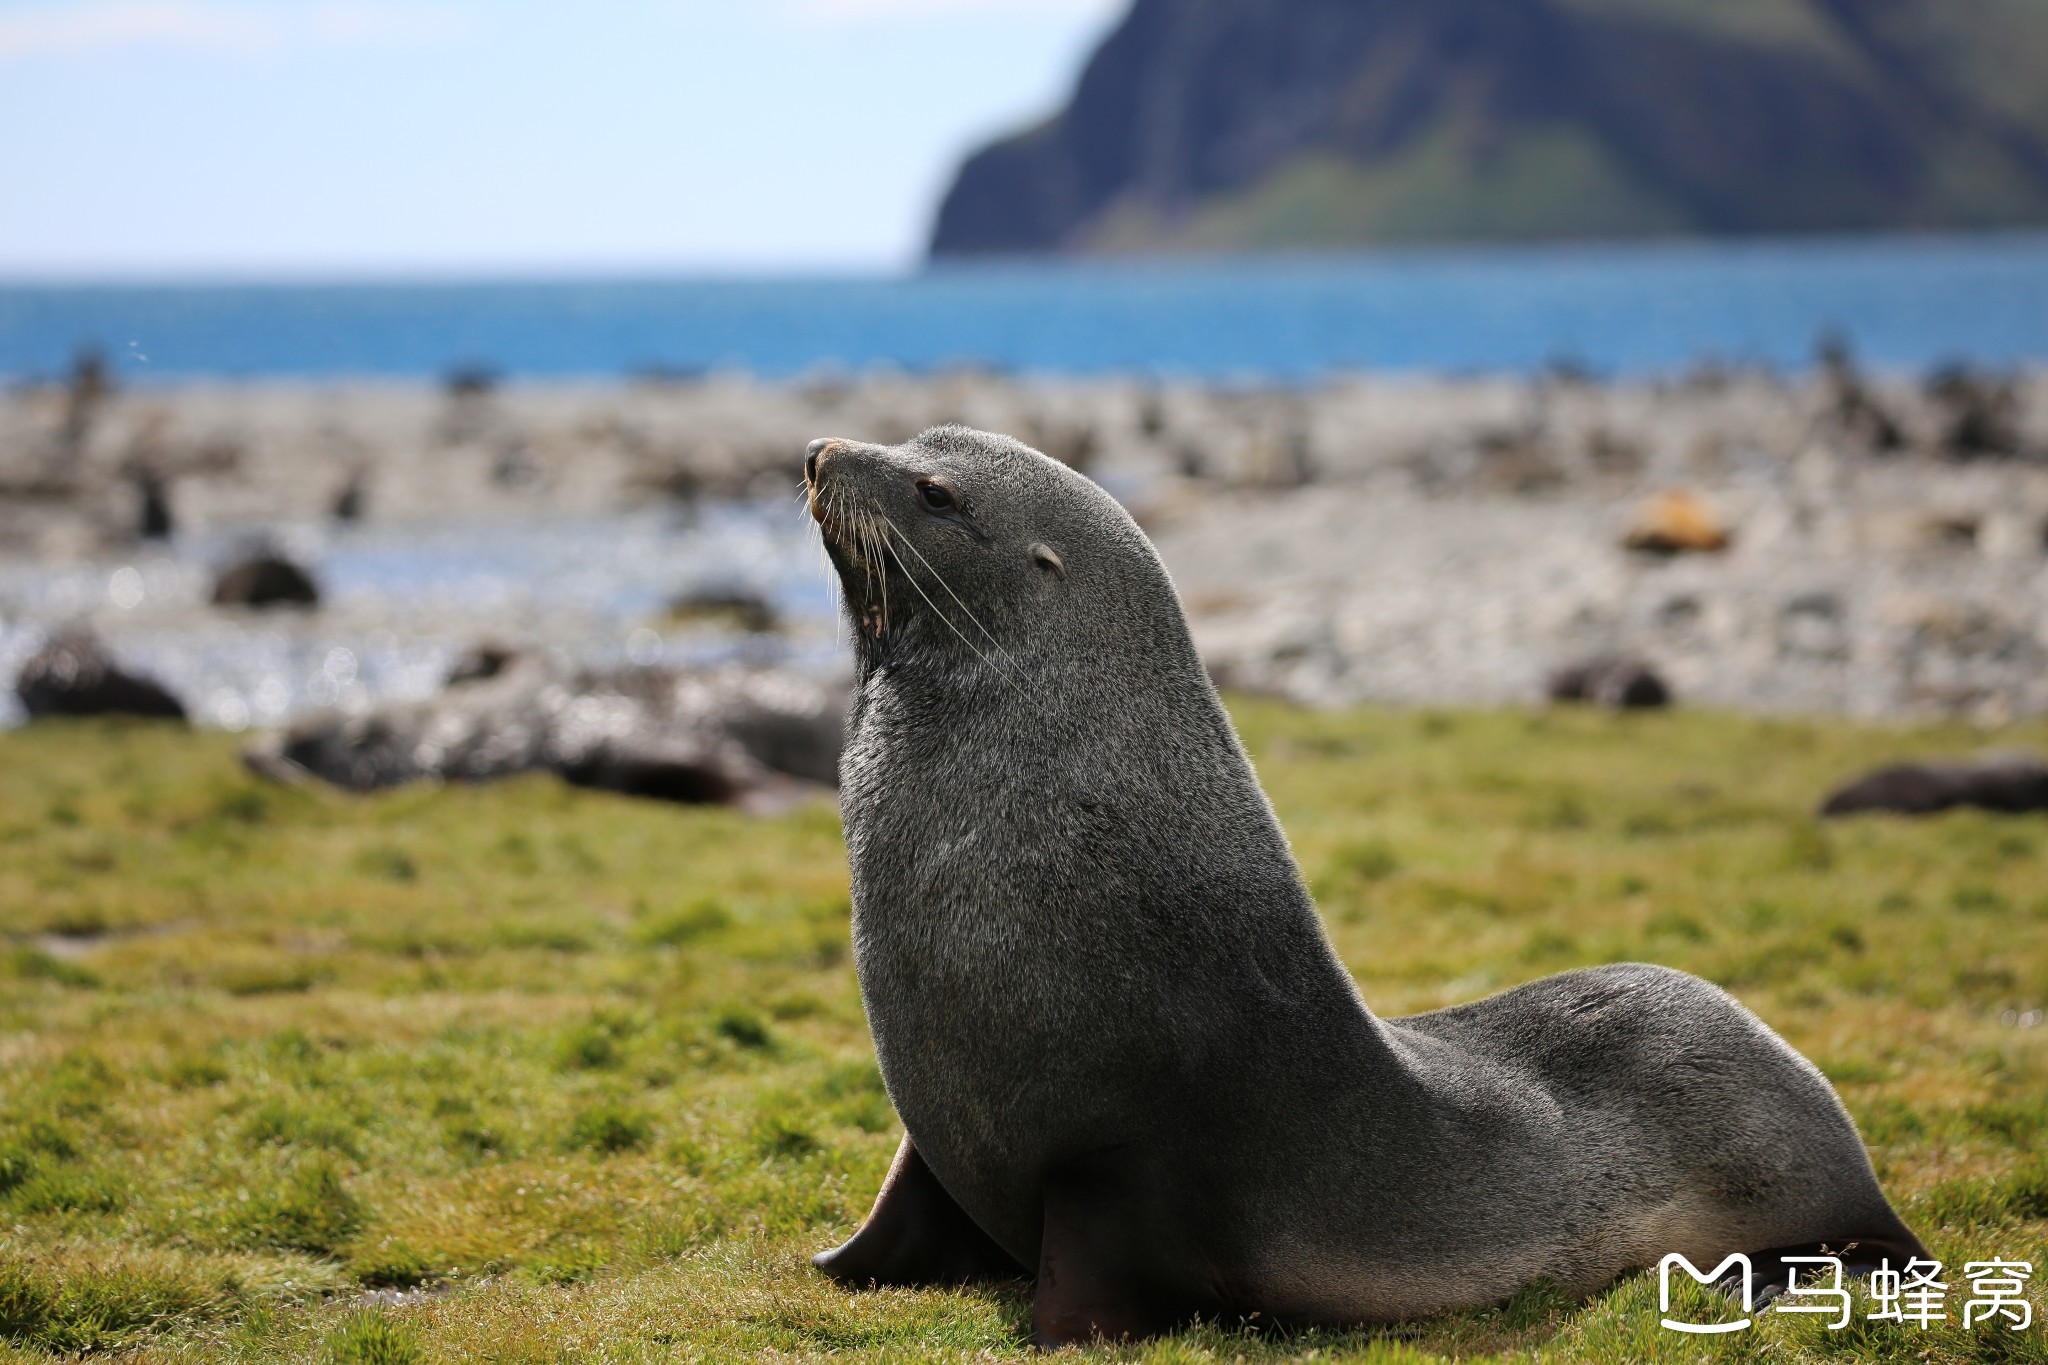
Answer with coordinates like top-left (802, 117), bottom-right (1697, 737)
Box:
top-left (4, 354), bottom-right (2046, 725)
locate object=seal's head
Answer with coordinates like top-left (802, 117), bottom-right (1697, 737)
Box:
top-left (804, 426), bottom-right (1181, 682)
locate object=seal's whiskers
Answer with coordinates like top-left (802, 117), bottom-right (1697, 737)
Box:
top-left (801, 485), bottom-right (836, 636)
top-left (875, 512), bottom-right (1018, 667)
top-left (878, 533), bottom-right (1040, 706)
top-left (864, 513), bottom-right (890, 635)
top-left (808, 472), bottom-right (1034, 691)
top-left (882, 539), bottom-right (1017, 683)
top-left (826, 482), bottom-right (892, 639)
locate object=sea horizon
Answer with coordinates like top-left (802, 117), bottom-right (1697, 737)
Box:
top-left (5, 230), bottom-right (2048, 383)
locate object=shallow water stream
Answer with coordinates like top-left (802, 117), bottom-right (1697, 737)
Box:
top-left (0, 499), bottom-right (844, 729)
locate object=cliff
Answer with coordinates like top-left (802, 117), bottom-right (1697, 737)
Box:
top-left (929, 0), bottom-right (2048, 255)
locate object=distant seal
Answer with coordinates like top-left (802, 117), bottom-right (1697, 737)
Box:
top-left (804, 427), bottom-right (1924, 1346)
top-left (1820, 752), bottom-right (2048, 817)
top-left (1545, 655), bottom-right (1672, 710)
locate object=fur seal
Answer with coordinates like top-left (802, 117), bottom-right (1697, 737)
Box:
top-left (1546, 655), bottom-right (1671, 710)
top-left (1820, 752), bottom-right (2048, 817)
top-left (804, 427), bottom-right (1924, 1346)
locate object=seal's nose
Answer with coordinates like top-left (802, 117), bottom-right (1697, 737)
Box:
top-left (805, 437), bottom-right (837, 486)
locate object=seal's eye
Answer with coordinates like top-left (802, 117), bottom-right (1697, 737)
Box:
top-left (916, 480), bottom-right (957, 513)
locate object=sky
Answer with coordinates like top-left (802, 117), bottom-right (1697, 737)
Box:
top-left (0, 0), bottom-right (1123, 279)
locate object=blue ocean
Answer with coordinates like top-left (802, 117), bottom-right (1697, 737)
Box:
top-left (4, 233), bottom-right (2047, 382)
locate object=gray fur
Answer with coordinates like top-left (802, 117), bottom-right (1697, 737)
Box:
top-left (811, 427), bottom-right (1921, 1334)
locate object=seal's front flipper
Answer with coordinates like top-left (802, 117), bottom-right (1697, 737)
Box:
top-left (1031, 1153), bottom-right (1193, 1347)
top-left (812, 1135), bottom-right (1025, 1288)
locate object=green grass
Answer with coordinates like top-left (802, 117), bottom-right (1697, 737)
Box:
top-left (1087, 132), bottom-right (1693, 252)
top-left (1, 707), bottom-right (2045, 1362)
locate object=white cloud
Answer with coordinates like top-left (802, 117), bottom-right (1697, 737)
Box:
top-left (0, 2), bottom-right (273, 58)
top-left (778, 0), bottom-right (1122, 22)
top-left (0, 1), bottom-right (476, 63)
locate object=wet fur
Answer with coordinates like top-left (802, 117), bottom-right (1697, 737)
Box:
top-left (806, 427), bottom-right (1924, 1345)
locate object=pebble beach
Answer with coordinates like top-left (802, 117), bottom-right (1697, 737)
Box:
top-left (4, 359), bottom-right (2047, 728)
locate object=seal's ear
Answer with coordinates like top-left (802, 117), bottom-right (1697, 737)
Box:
top-left (1030, 543), bottom-right (1066, 579)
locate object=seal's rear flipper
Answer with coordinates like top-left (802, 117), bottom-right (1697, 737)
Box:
top-left (812, 1136), bottom-right (1026, 1288)
top-left (1031, 1151), bottom-right (1197, 1347)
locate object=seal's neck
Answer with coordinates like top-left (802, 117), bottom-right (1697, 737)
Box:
top-left (846, 614), bottom-right (1385, 1032)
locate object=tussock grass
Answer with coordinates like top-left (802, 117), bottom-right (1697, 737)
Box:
top-left (1, 708), bottom-right (2045, 1361)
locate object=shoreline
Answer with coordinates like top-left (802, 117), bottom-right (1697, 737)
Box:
top-left (4, 365), bottom-right (2047, 725)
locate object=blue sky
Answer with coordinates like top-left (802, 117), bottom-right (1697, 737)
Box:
top-left (0, 0), bottom-right (1121, 278)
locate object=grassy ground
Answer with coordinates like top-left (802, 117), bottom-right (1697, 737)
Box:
top-left (2, 704), bottom-right (2045, 1364)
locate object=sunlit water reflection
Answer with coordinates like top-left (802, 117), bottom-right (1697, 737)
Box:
top-left (0, 500), bottom-right (845, 730)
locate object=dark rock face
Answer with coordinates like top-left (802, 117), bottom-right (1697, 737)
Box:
top-left (16, 632), bottom-right (187, 722)
top-left (1820, 754), bottom-right (2048, 818)
top-left (931, 0), bottom-right (2048, 255)
top-left (1547, 656), bottom-right (1671, 710)
top-left (245, 655), bottom-right (844, 810)
top-left (212, 555), bottom-right (320, 610)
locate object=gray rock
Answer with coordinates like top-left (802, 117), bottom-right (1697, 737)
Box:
top-left (16, 630), bottom-right (186, 722)
top-left (245, 655), bottom-right (843, 810)
top-left (212, 553), bottom-right (320, 609)
top-left (667, 587), bottom-right (778, 634)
